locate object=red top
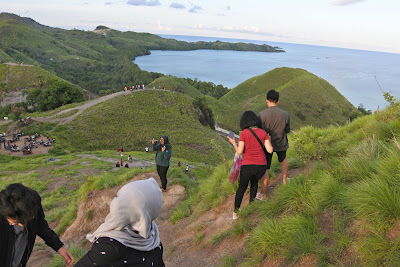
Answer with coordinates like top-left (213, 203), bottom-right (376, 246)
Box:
top-left (239, 128), bottom-right (269, 166)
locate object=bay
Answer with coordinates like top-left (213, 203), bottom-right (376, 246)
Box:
top-left (134, 35), bottom-right (400, 110)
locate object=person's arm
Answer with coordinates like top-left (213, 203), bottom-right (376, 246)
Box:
top-left (285, 115), bottom-right (291, 134)
top-left (152, 139), bottom-right (160, 151)
top-left (35, 195), bottom-right (64, 252)
top-left (228, 137), bottom-right (245, 155)
top-left (264, 139), bottom-right (273, 154)
top-left (161, 145), bottom-right (172, 160)
top-left (57, 247), bottom-right (74, 267)
top-left (34, 194), bottom-right (73, 266)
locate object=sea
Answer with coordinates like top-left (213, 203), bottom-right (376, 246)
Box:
top-left (134, 35), bottom-right (400, 111)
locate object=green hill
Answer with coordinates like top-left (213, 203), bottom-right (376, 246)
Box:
top-left (0, 63), bottom-right (90, 113)
top-left (52, 90), bottom-right (233, 164)
top-left (147, 76), bottom-right (203, 99)
top-left (214, 67), bottom-right (359, 131)
top-left (0, 12), bottom-right (283, 95)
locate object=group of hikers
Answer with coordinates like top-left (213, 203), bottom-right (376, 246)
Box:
top-left (123, 84), bottom-right (145, 92)
top-left (0, 89), bottom-right (288, 266)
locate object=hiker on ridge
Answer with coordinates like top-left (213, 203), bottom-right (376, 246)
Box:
top-left (152, 135), bottom-right (172, 191)
top-left (228, 111), bottom-right (273, 220)
top-left (257, 89), bottom-right (291, 200)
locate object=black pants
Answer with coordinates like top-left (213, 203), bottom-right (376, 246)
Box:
top-left (157, 165), bottom-right (169, 190)
top-left (234, 165), bottom-right (267, 212)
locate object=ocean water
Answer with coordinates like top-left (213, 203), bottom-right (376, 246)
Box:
top-left (134, 35), bottom-right (400, 110)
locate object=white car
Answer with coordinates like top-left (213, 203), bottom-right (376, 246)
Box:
top-left (0, 132), bottom-right (6, 137)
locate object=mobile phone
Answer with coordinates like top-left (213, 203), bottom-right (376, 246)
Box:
top-left (228, 131), bottom-right (235, 139)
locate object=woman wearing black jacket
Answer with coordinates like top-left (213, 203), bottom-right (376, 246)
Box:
top-left (0, 183), bottom-right (74, 267)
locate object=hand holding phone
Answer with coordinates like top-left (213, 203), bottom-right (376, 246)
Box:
top-left (228, 131), bottom-right (235, 139)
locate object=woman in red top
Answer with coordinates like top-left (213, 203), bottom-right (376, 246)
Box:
top-left (228, 111), bottom-right (273, 220)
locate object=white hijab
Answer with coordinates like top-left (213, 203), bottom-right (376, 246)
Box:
top-left (86, 178), bottom-right (163, 251)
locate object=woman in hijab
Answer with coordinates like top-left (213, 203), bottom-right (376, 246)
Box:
top-left (74, 178), bottom-right (165, 267)
top-left (152, 135), bottom-right (172, 191)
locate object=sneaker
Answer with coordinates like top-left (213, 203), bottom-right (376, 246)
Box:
top-left (256, 192), bottom-right (263, 200)
top-left (233, 212), bottom-right (238, 220)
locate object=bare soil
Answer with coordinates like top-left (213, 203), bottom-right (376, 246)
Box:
top-left (0, 136), bottom-right (52, 156)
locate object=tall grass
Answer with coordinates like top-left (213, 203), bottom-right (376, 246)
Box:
top-left (45, 245), bottom-right (88, 267)
top-left (170, 163), bottom-right (234, 223)
top-left (246, 215), bottom-right (325, 264)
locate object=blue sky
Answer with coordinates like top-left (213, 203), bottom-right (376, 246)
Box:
top-left (1, 0), bottom-right (399, 53)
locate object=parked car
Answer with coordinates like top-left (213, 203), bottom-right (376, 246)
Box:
top-left (0, 132), bottom-right (6, 137)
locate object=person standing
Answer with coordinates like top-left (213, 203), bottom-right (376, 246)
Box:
top-left (0, 183), bottom-right (74, 267)
top-left (258, 89), bottom-right (291, 200)
top-left (152, 136), bottom-right (172, 191)
top-left (228, 111), bottom-right (273, 220)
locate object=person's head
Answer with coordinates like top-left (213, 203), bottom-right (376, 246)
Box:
top-left (0, 183), bottom-right (37, 226)
top-left (266, 90), bottom-right (280, 105)
top-left (160, 135), bottom-right (169, 146)
top-left (240, 110), bottom-right (261, 130)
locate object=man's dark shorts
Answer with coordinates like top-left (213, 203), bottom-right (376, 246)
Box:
top-left (266, 151), bottom-right (287, 170)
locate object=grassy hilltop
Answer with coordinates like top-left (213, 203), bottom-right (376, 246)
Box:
top-left (214, 67), bottom-right (359, 132)
top-left (52, 90), bottom-right (233, 164)
top-left (0, 63), bottom-right (91, 100)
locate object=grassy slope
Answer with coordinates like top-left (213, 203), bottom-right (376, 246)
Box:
top-left (147, 76), bottom-right (203, 99)
top-left (180, 104), bottom-right (400, 266)
top-left (0, 63), bottom-right (90, 100)
top-left (53, 90), bottom-right (233, 164)
top-left (215, 67), bottom-right (359, 131)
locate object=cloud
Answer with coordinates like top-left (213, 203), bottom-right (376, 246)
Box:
top-left (170, 2), bottom-right (185, 9)
top-left (332, 0), bottom-right (365, 6)
top-left (127, 0), bottom-right (161, 6)
top-left (156, 20), bottom-right (172, 31)
top-left (189, 5), bottom-right (202, 13)
top-left (192, 24), bottom-right (278, 38)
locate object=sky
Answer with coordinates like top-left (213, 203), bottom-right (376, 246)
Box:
top-left (1, 0), bottom-right (400, 54)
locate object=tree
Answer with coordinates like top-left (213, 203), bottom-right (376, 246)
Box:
top-left (193, 96), bottom-right (215, 129)
top-left (25, 79), bottom-right (85, 111)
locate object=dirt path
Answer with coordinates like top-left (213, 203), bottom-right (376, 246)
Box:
top-left (35, 90), bottom-right (129, 125)
top-left (27, 164), bottom-right (312, 267)
top-left (33, 89), bottom-right (173, 125)
top-left (1, 65), bottom-right (10, 84)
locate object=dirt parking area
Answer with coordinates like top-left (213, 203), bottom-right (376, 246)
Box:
top-left (0, 137), bottom-right (52, 157)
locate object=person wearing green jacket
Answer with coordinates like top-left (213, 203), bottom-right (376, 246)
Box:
top-left (152, 135), bottom-right (172, 191)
